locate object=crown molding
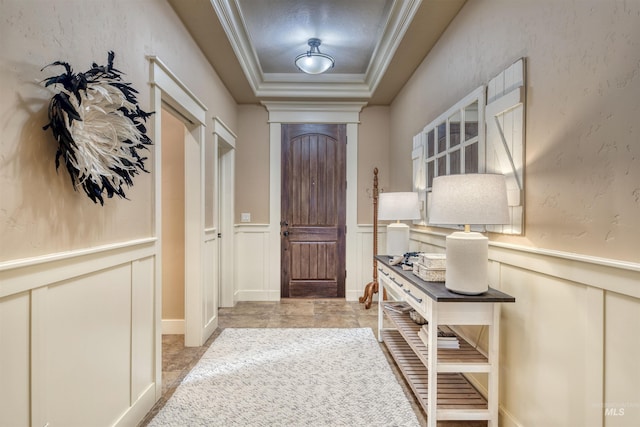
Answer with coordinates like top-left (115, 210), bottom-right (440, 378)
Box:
top-left (210, 0), bottom-right (421, 99)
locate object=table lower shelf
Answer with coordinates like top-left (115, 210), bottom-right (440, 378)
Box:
top-left (383, 307), bottom-right (488, 370)
top-left (382, 330), bottom-right (488, 419)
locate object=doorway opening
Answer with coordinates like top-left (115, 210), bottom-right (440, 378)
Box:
top-left (160, 107), bottom-right (187, 335)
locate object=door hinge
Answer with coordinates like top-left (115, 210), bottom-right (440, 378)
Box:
top-left (218, 233), bottom-right (222, 238)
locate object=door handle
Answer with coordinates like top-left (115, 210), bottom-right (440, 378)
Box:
top-left (283, 231), bottom-right (290, 236)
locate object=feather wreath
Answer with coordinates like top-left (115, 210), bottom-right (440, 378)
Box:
top-left (42, 51), bottom-right (153, 205)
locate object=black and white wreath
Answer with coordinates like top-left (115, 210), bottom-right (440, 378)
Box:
top-left (42, 51), bottom-right (153, 205)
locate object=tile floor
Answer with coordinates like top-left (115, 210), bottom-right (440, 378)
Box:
top-left (138, 299), bottom-right (486, 426)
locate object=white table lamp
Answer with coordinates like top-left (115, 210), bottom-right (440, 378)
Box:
top-left (429, 174), bottom-right (509, 294)
top-left (378, 192), bottom-right (421, 257)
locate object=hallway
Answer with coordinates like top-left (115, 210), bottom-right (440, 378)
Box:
top-left (139, 299), bottom-right (486, 426)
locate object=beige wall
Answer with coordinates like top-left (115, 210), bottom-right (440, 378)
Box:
top-left (397, 2), bottom-right (640, 425)
top-left (357, 106), bottom-right (392, 224)
top-left (235, 105), bottom-right (270, 224)
top-left (0, 0), bottom-right (237, 262)
top-left (391, 0), bottom-right (640, 263)
top-left (161, 109), bottom-right (185, 320)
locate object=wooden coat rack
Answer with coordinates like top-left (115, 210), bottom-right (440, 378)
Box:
top-left (359, 167), bottom-right (383, 309)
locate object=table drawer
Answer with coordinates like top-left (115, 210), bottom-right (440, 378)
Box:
top-left (379, 265), bottom-right (426, 314)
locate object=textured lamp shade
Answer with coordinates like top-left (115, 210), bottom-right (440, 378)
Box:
top-left (428, 174), bottom-right (509, 295)
top-left (378, 192), bottom-right (421, 221)
top-left (379, 192), bottom-right (421, 257)
top-left (429, 174), bottom-right (509, 225)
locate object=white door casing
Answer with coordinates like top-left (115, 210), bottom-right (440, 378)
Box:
top-left (262, 101), bottom-right (367, 301)
top-left (214, 117), bottom-right (236, 308)
top-left (149, 57), bottom-right (212, 355)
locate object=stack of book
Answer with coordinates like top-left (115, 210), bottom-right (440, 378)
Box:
top-left (418, 324), bottom-right (460, 349)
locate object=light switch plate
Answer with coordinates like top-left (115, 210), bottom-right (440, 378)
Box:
top-left (241, 213), bottom-right (251, 222)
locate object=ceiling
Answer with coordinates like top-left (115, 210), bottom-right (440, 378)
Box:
top-left (168, 0), bottom-right (466, 105)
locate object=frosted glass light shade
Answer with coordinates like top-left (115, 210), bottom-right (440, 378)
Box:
top-left (295, 54), bottom-right (334, 74)
top-left (429, 174), bottom-right (509, 226)
top-left (295, 38), bottom-right (335, 75)
top-left (378, 192), bottom-right (421, 221)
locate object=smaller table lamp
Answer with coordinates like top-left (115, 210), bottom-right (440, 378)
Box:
top-left (378, 192), bottom-right (421, 257)
top-left (428, 174), bottom-right (509, 294)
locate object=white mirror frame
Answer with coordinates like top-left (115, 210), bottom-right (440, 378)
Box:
top-left (412, 58), bottom-right (526, 235)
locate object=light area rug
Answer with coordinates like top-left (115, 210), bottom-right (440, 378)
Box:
top-left (149, 328), bottom-right (420, 426)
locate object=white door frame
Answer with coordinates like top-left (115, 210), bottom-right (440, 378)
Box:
top-left (149, 56), bottom-right (208, 365)
top-left (213, 117), bottom-right (236, 308)
top-left (261, 101), bottom-right (366, 301)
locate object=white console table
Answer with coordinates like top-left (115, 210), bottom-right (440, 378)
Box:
top-left (376, 255), bottom-right (515, 427)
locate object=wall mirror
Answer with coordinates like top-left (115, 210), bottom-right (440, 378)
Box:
top-left (412, 57), bottom-right (526, 235)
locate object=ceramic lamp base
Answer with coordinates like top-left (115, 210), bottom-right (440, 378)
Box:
top-left (445, 231), bottom-right (488, 295)
top-left (386, 222), bottom-right (410, 257)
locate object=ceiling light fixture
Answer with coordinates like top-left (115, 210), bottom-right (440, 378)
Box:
top-left (295, 38), bottom-right (335, 75)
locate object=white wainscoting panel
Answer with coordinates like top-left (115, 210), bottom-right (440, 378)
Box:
top-left (131, 257), bottom-right (155, 404)
top-left (0, 239), bottom-right (157, 427)
top-left (604, 291), bottom-right (640, 425)
top-left (45, 265), bottom-right (132, 426)
top-left (234, 225), bottom-right (276, 301)
top-left (410, 229), bottom-right (640, 427)
top-left (351, 225), bottom-right (387, 302)
top-left (0, 291), bottom-right (30, 426)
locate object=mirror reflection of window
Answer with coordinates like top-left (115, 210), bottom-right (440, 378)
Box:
top-left (437, 156), bottom-right (446, 177)
top-left (448, 110), bottom-right (462, 175)
top-left (437, 122), bottom-right (446, 153)
top-left (427, 160), bottom-right (434, 188)
top-left (465, 143), bottom-right (479, 173)
top-left (449, 110), bottom-right (461, 148)
top-left (421, 87), bottom-right (484, 195)
top-left (449, 150), bottom-right (461, 174)
top-left (427, 130), bottom-right (435, 158)
top-left (465, 101), bottom-right (479, 141)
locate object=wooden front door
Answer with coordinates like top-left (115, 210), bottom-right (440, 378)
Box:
top-left (281, 124), bottom-right (346, 298)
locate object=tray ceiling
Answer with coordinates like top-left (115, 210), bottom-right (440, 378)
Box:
top-left (169, 0), bottom-right (466, 104)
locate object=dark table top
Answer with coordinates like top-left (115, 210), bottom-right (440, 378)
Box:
top-left (375, 255), bottom-right (516, 303)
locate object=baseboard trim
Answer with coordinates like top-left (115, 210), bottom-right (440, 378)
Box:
top-left (236, 290), bottom-right (280, 301)
top-left (113, 382), bottom-right (156, 427)
top-left (162, 319), bottom-right (185, 335)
